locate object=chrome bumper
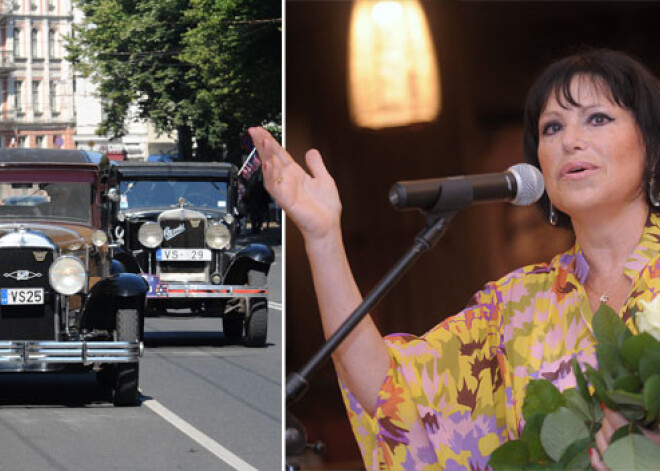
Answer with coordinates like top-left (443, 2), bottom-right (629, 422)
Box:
top-left (0, 340), bottom-right (143, 365)
top-left (146, 282), bottom-right (268, 299)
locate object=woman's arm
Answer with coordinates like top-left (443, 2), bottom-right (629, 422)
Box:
top-left (248, 127), bottom-right (389, 415)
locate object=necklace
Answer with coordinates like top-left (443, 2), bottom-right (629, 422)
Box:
top-left (585, 276), bottom-right (631, 308)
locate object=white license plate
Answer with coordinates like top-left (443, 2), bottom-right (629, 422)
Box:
top-left (1, 288), bottom-right (45, 305)
top-left (156, 249), bottom-right (211, 261)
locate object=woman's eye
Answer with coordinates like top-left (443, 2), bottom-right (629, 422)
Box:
top-left (588, 113), bottom-right (613, 126)
top-left (541, 122), bottom-right (562, 136)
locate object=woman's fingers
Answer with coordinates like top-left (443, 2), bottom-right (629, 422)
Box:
top-left (305, 149), bottom-right (330, 179)
top-left (590, 447), bottom-right (610, 471)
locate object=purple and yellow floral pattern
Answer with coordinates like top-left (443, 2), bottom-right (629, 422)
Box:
top-left (341, 213), bottom-right (660, 470)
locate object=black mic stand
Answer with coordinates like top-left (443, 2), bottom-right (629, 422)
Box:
top-left (286, 181), bottom-right (474, 468)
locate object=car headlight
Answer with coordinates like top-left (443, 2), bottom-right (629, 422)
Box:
top-left (49, 256), bottom-right (86, 295)
top-left (223, 213), bottom-right (235, 225)
top-left (205, 224), bottom-right (231, 249)
top-left (138, 222), bottom-right (163, 248)
top-left (91, 230), bottom-right (108, 247)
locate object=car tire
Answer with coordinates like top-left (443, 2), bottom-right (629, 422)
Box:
top-left (112, 308), bottom-right (140, 407)
top-left (245, 270), bottom-right (268, 347)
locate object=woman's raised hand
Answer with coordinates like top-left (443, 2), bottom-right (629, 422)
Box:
top-left (248, 127), bottom-right (342, 243)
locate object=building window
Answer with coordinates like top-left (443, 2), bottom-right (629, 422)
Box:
top-left (32, 81), bottom-right (41, 114)
top-left (13, 28), bottom-right (21, 58)
top-left (31, 29), bottom-right (40, 58)
top-left (35, 136), bottom-right (44, 148)
top-left (31, 0), bottom-right (38, 11)
top-left (49, 81), bottom-right (58, 113)
top-left (18, 136), bottom-right (27, 148)
top-left (48, 0), bottom-right (55, 11)
top-left (49, 29), bottom-right (56, 58)
top-left (33, 81), bottom-right (41, 114)
top-left (15, 80), bottom-right (23, 112)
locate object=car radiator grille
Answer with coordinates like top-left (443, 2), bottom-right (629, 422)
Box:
top-left (0, 248), bottom-right (56, 340)
top-left (159, 220), bottom-right (208, 277)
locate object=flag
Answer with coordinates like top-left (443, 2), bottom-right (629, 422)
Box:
top-left (239, 148), bottom-right (262, 180)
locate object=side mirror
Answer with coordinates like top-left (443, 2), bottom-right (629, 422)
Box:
top-left (106, 187), bottom-right (120, 202)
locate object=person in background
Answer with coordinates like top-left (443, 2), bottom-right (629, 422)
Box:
top-left (252, 49), bottom-right (660, 469)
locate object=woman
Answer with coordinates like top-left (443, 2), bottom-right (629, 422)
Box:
top-left (251, 49), bottom-right (660, 469)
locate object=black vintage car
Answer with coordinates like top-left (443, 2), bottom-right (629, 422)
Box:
top-left (0, 149), bottom-right (148, 406)
top-left (105, 161), bottom-right (274, 347)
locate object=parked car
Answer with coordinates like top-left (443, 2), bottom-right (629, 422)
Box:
top-left (105, 161), bottom-right (274, 347)
top-left (0, 148), bottom-right (148, 406)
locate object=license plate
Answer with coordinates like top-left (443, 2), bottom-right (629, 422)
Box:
top-left (1, 288), bottom-right (45, 305)
top-left (156, 249), bottom-right (211, 261)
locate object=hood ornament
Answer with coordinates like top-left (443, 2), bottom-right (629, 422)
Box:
top-left (4, 270), bottom-right (42, 281)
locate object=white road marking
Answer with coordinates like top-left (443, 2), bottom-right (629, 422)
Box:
top-left (269, 301), bottom-right (282, 311)
top-left (143, 397), bottom-right (258, 471)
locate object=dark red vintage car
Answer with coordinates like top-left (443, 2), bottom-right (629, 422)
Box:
top-left (0, 149), bottom-right (148, 406)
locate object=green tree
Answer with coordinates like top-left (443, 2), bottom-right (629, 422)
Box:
top-left (67, 0), bottom-right (281, 162)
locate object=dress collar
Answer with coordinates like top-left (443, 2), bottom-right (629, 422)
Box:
top-left (567, 212), bottom-right (660, 285)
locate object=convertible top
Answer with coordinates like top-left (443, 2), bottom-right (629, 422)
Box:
top-left (111, 161), bottom-right (236, 179)
top-left (0, 148), bottom-right (94, 164)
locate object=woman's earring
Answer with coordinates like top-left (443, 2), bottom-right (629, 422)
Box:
top-left (549, 202), bottom-right (558, 226)
top-left (649, 176), bottom-right (660, 208)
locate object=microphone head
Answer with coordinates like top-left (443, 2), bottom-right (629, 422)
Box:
top-left (508, 163), bottom-right (545, 206)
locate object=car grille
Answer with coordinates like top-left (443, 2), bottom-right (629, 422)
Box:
top-left (158, 219), bottom-right (208, 278)
top-left (0, 248), bottom-right (56, 340)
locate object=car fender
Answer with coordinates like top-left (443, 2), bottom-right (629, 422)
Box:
top-left (223, 243), bottom-right (274, 285)
top-left (112, 248), bottom-right (142, 274)
top-left (80, 273), bottom-right (148, 331)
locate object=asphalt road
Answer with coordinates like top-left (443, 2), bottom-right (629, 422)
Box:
top-left (0, 228), bottom-right (283, 471)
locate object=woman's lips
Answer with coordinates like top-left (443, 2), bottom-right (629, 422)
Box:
top-left (558, 161), bottom-right (598, 180)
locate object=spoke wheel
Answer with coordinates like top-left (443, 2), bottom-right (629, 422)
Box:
top-left (245, 271), bottom-right (268, 347)
top-left (112, 308), bottom-right (140, 407)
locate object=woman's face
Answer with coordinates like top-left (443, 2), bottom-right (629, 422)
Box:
top-left (537, 76), bottom-right (647, 221)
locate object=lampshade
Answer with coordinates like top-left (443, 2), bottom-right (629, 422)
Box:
top-left (348, 0), bottom-right (441, 129)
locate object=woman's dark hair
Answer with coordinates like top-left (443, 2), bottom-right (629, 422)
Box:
top-left (523, 49), bottom-right (660, 228)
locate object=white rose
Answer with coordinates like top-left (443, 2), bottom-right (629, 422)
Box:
top-left (637, 297), bottom-right (660, 341)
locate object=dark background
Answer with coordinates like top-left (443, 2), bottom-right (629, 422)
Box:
top-left (285, 1), bottom-right (660, 467)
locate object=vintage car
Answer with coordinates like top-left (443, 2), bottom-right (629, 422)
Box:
top-left (0, 149), bottom-right (148, 406)
top-left (105, 161), bottom-right (273, 347)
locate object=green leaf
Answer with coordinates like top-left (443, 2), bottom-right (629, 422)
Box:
top-left (609, 390), bottom-right (645, 407)
top-left (559, 437), bottom-right (593, 470)
top-left (563, 387), bottom-right (593, 423)
top-left (585, 364), bottom-right (618, 410)
top-left (540, 407), bottom-right (590, 461)
top-left (621, 334), bottom-right (657, 372)
top-left (643, 374), bottom-right (660, 425)
top-left (610, 424), bottom-right (643, 444)
top-left (639, 349), bottom-right (660, 382)
top-left (613, 374), bottom-right (641, 393)
top-left (618, 405), bottom-right (647, 422)
top-left (488, 440), bottom-right (530, 471)
top-left (602, 434), bottom-right (660, 470)
top-left (520, 413), bottom-right (549, 462)
top-left (522, 380), bottom-right (564, 421)
top-left (572, 357), bottom-right (592, 404)
top-left (593, 304), bottom-right (629, 346)
top-left (597, 343), bottom-right (627, 380)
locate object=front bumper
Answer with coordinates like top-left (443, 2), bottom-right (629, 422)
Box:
top-left (0, 340), bottom-right (143, 369)
top-left (144, 275), bottom-right (267, 299)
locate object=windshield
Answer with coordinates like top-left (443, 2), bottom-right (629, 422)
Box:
top-left (119, 180), bottom-right (228, 211)
top-left (0, 182), bottom-right (92, 225)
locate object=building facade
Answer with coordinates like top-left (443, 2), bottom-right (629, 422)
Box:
top-left (0, 0), bottom-right (76, 149)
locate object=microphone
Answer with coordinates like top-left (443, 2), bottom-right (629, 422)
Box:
top-left (389, 163), bottom-right (545, 212)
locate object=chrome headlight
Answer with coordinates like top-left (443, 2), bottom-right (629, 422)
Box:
top-left (223, 213), bottom-right (235, 225)
top-left (138, 222), bottom-right (163, 248)
top-left (49, 256), bottom-right (86, 295)
top-left (205, 224), bottom-right (231, 250)
top-left (91, 230), bottom-right (108, 247)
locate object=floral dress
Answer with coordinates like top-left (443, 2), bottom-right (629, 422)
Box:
top-left (341, 213), bottom-right (660, 470)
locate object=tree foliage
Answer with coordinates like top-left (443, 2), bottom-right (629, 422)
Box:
top-left (67, 0), bottom-right (281, 162)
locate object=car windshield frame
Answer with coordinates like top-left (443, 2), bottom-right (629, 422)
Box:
top-left (118, 178), bottom-right (230, 212)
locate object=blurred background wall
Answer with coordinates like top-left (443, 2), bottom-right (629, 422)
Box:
top-left (285, 1), bottom-right (660, 468)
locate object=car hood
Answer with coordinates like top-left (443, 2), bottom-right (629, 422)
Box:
top-left (0, 222), bottom-right (94, 250)
top-left (121, 206), bottom-right (228, 222)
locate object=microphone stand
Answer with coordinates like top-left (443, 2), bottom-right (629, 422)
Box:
top-left (286, 180), bottom-right (474, 467)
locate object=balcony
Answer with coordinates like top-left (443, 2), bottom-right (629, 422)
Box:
top-left (0, 51), bottom-right (15, 73)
